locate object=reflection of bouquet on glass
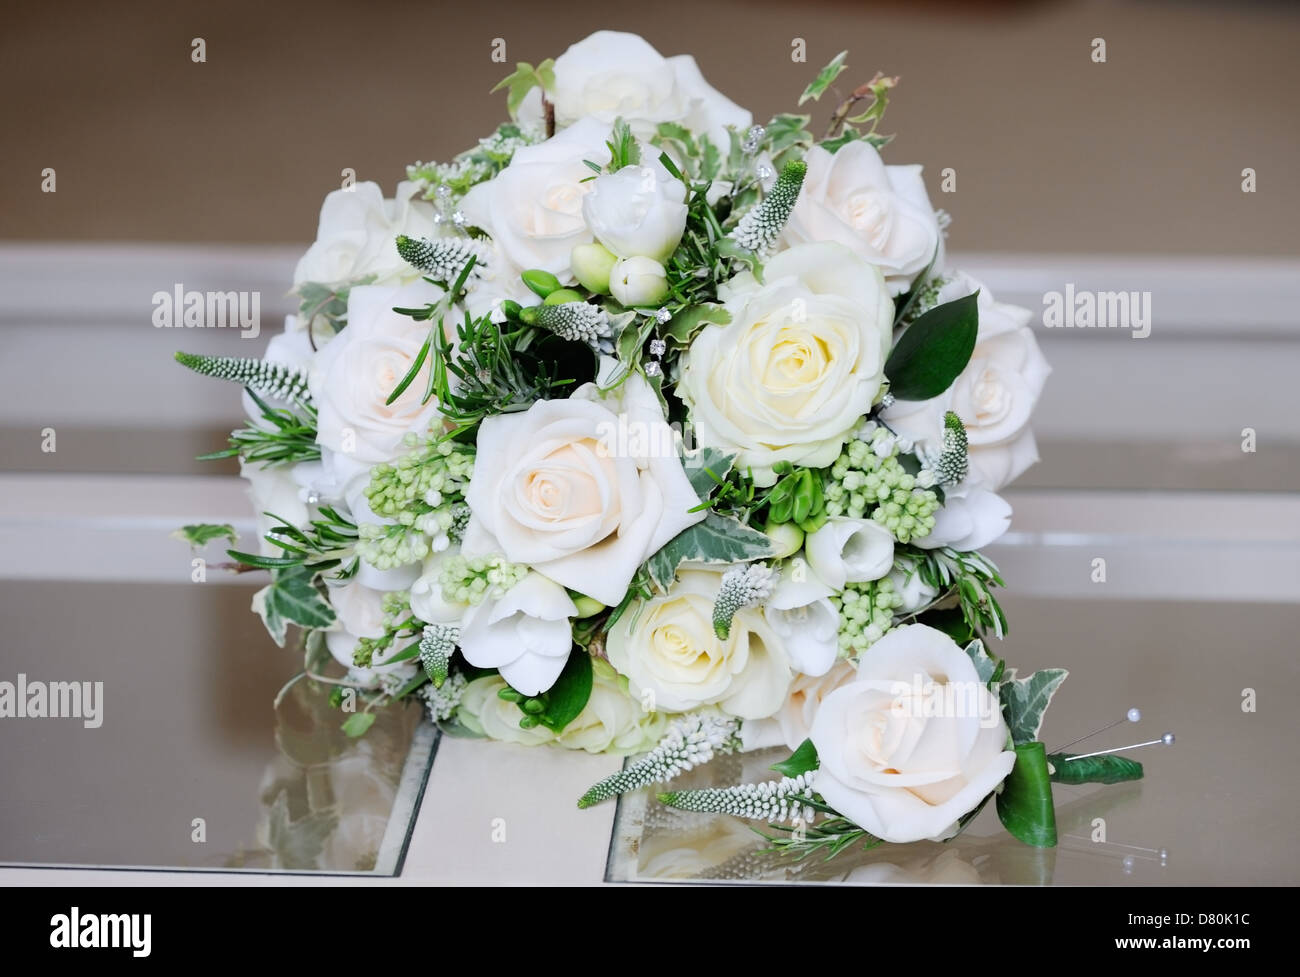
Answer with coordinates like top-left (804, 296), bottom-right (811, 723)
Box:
top-left (175, 31), bottom-right (1148, 859)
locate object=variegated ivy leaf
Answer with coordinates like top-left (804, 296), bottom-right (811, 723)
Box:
top-left (682, 447), bottom-right (736, 502)
top-left (1000, 668), bottom-right (1068, 746)
top-left (645, 513), bottom-right (778, 592)
top-left (799, 50), bottom-right (848, 105)
top-left (252, 565), bottom-right (336, 648)
top-left (963, 639), bottom-right (1003, 688)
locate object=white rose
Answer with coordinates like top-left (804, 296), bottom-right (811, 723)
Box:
top-left (459, 675), bottom-right (557, 746)
top-left (458, 571), bottom-right (577, 696)
top-left (763, 564), bottom-right (841, 676)
top-left (521, 31), bottom-right (750, 146)
top-left (582, 164), bottom-right (688, 261)
top-left (783, 142), bottom-right (941, 296)
top-left (460, 374), bottom-right (704, 606)
top-left (310, 280), bottom-right (444, 465)
top-left (915, 485), bottom-right (1011, 551)
top-left (240, 458), bottom-right (310, 557)
top-left (885, 276), bottom-right (1050, 491)
top-left (805, 517), bottom-right (895, 590)
top-left (680, 243), bottom-right (893, 486)
top-left (556, 668), bottom-right (668, 754)
top-left (809, 624), bottom-right (1015, 843)
top-left (294, 180), bottom-right (438, 288)
top-left (459, 117), bottom-right (608, 280)
top-left (606, 569), bottom-right (792, 719)
top-left (320, 580), bottom-right (414, 686)
top-left (609, 256), bottom-right (669, 307)
top-left (777, 660), bottom-right (857, 750)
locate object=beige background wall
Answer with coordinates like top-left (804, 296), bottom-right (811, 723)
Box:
top-left (2, 0), bottom-right (1297, 255)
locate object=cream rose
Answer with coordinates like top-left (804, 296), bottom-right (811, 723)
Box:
top-left (458, 675), bottom-right (558, 746)
top-left (809, 624), bottom-right (1015, 843)
top-left (885, 275), bottom-right (1050, 491)
top-left (459, 117), bottom-right (609, 280)
top-left (519, 31), bottom-right (750, 145)
top-left (459, 374), bottom-right (704, 606)
top-left (310, 280), bottom-right (444, 465)
top-left (294, 180), bottom-right (438, 288)
top-left (556, 667), bottom-right (668, 754)
top-left (606, 569), bottom-right (792, 719)
top-left (679, 243), bottom-right (893, 486)
top-left (783, 142), bottom-right (941, 296)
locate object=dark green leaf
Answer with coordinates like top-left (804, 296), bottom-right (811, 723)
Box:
top-left (884, 292), bottom-right (980, 401)
top-left (1048, 752), bottom-right (1144, 785)
top-left (996, 741), bottom-right (1058, 847)
top-left (682, 447), bottom-right (736, 501)
top-left (663, 303), bottom-right (730, 346)
top-left (771, 738), bottom-right (819, 777)
top-left (539, 651), bottom-right (593, 732)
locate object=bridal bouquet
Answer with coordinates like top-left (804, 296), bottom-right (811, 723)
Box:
top-left (176, 32), bottom-right (1142, 858)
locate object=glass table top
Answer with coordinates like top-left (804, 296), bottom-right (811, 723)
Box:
top-left (0, 581), bottom-right (435, 875)
top-left (0, 494), bottom-right (1296, 883)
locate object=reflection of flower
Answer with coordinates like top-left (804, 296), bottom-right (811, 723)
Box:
top-left (237, 677), bottom-right (419, 872)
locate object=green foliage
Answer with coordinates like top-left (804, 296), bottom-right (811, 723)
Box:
top-left (235, 505), bottom-right (359, 579)
top-left (996, 741), bottom-right (1058, 848)
top-left (682, 447), bottom-right (737, 501)
top-left (295, 279), bottom-right (366, 334)
top-left (172, 523), bottom-right (237, 548)
top-left (197, 389), bottom-right (320, 469)
top-left (341, 712), bottom-right (376, 738)
top-left (763, 462), bottom-right (826, 533)
top-left (905, 546), bottom-right (1008, 638)
top-left (1001, 669), bottom-right (1069, 746)
top-left (884, 292), bottom-right (980, 402)
top-left (251, 565), bottom-right (337, 647)
top-left (1048, 753), bottom-right (1144, 785)
top-left (491, 59), bottom-right (555, 117)
top-left (799, 50), bottom-right (848, 105)
top-left (771, 738), bottom-right (819, 778)
top-left (523, 651), bottom-right (593, 733)
top-left (963, 637), bottom-right (1006, 687)
top-left (645, 512), bottom-right (778, 592)
top-left (604, 118), bottom-right (641, 172)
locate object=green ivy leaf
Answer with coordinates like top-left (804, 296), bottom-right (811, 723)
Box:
top-left (340, 712), bottom-right (376, 738)
top-left (172, 523), bottom-right (237, 548)
top-left (491, 59), bottom-right (556, 118)
top-left (539, 651), bottom-right (594, 732)
top-left (251, 565), bottom-right (336, 648)
top-left (963, 638), bottom-right (1003, 687)
top-left (996, 741), bottom-right (1058, 847)
top-left (645, 512), bottom-right (778, 591)
top-left (799, 50), bottom-right (848, 105)
top-left (1048, 752), bottom-right (1144, 785)
top-left (771, 738), bottom-right (819, 777)
top-left (1000, 668), bottom-right (1069, 745)
top-left (663, 303), bottom-right (731, 346)
top-left (682, 447), bottom-right (737, 501)
top-left (884, 292), bottom-right (980, 401)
